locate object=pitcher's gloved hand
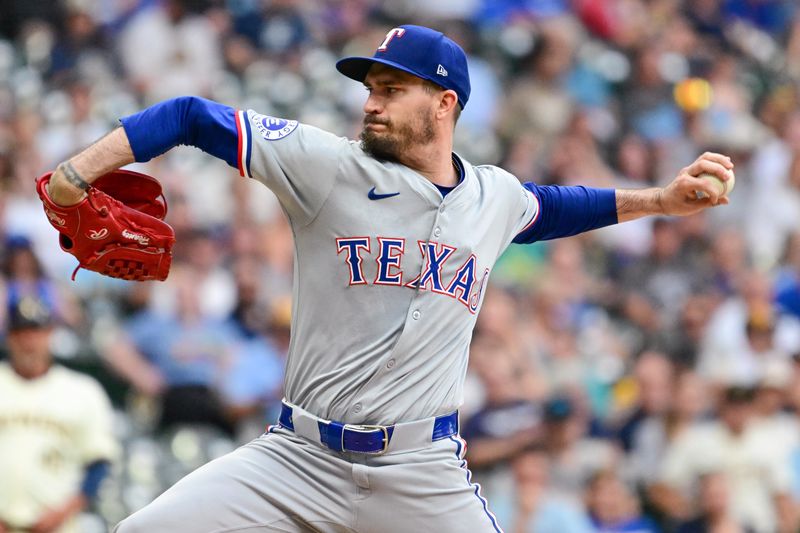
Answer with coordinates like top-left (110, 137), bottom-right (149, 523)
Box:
top-left (36, 169), bottom-right (175, 281)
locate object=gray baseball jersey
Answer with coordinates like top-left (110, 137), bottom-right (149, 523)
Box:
top-left (115, 93), bottom-right (623, 532)
top-left (235, 109), bottom-right (538, 425)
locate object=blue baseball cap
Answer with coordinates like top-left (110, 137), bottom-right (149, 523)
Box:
top-left (336, 25), bottom-right (471, 109)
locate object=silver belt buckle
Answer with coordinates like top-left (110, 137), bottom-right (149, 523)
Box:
top-left (342, 424), bottom-right (390, 455)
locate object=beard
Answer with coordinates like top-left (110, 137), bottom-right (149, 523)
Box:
top-left (360, 108), bottom-right (436, 162)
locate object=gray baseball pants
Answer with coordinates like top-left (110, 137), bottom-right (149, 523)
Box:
top-left (113, 426), bottom-right (502, 532)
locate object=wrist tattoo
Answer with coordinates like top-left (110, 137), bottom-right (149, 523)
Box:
top-left (60, 161), bottom-right (90, 191)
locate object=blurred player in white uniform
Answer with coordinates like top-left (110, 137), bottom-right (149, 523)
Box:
top-left (0, 295), bottom-right (118, 533)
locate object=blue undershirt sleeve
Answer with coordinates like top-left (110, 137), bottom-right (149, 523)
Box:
top-left (513, 183), bottom-right (618, 244)
top-left (81, 460), bottom-right (110, 501)
top-left (119, 96), bottom-right (239, 168)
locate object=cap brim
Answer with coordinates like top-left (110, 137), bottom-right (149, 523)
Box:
top-left (336, 56), bottom-right (428, 84)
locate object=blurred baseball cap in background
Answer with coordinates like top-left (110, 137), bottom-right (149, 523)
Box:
top-left (721, 385), bottom-right (756, 404)
top-left (4, 234), bottom-right (33, 251)
top-left (7, 294), bottom-right (54, 331)
top-left (336, 24), bottom-right (471, 109)
top-left (543, 395), bottom-right (574, 421)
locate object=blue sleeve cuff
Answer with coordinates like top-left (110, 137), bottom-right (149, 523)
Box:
top-left (120, 96), bottom-right (240, 170)
top-left (513, 184), bottom-right (618, 244)
top-left (81, 460), bottom-right (110, 501)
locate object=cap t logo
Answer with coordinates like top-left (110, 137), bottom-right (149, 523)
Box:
top-left (377, 27), bottom-right (406, 52)
top-left (437, 64), bottom-right (448, 77)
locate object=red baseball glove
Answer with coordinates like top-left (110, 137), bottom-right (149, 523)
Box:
top-left (36, 169), bottom-right (175, 281)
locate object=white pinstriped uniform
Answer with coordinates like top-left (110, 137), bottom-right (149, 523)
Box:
top-left (0, 364), bottom-right (117, 533)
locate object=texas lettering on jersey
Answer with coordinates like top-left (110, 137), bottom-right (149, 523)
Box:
top-left (336, 236), bottom-right (489, 314)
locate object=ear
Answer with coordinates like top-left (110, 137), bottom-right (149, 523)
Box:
top-left (436, 90), bottom-right (459, 122)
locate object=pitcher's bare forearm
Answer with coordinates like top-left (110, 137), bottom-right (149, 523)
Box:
top-left (48, 127), bottom-right (135, 206)
top-left (616, 187), bottom-right (665, 223)
top-left (615, 152), bottom-right (734, 223)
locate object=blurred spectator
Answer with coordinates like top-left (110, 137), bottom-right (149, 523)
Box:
top-left (151, 228), bottom-right (236, 320)
top-left (462, 334), bottom-right (541, 470)
top-left (37, 80), bottom-right (110, 171)
top-left (748, 112), bottom-right (800, 268)
top-left (675, 471), bottom-right (756, 533)
top-left (655, 386), bottom-right (795, 532)
top-left (522, 240), bottom-right (625, 417)
top-left (752, 358), bottom-right (796, 471)
top-left (776, 230), bottom-right (800, 319)
top-left (0, 294), bottom-right (117, 533)
top-left (0, 235), bottom-right (81, 330)
top-left (629, 369), bottom-right (709, 493)
top-left (231, 0), bottom-right (312, 57)
top-left (219, 290), bottom-right (287, 429)
top-left (594, 134), bottom-right (658, 258)
top-left (541, 394), bottom-right (618, 495)
top-left (475, 287), bottom-right (549, 402)
top-left (780, 358), bottom-right (800, 502)
top-left (586, 469), bottom-right (659, 532)
top-left (659, 293), bottom-right (717, 368)
top-left (226, 254), bottom-right (270, 339)
top-left (440, 21), bottom-right (501, 135)
top-left (619, 218), bottom-right (701, 336)
top-left (620, 42), bottom-right (683, 143)
top-left (0, 0), bottom-right (63, 39)
top-left (699, 269), bottom-right (800, 387)
top-left (48, 5), bottom-right (111, 80)
top-left (117, 0), bottom-right (223, 101)
top-left (497, 22), bottom-right (578, 146)
top-left (615, 350), bottom-right (675, 453)
top-left (510, 445), bottom-right (594, 533)
top-left (103, 268), bottom-right (242, 436)
top-left (724, 0), bottom-right (795, 36)
top-left (707, 228), bottom-right (749, 298)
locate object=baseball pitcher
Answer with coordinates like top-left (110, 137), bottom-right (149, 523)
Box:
top-left (40, 24), bottom-right (733, 533)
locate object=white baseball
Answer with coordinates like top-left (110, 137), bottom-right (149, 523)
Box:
top-left (696, 171), bottom-right (735, 199)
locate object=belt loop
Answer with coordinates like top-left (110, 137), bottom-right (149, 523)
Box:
top-left (432, 411), bottom-right (459, 441)
top-left (318, 420), bottom-right (345, 452)
top-left (279, 403), bottom-right (295, 431)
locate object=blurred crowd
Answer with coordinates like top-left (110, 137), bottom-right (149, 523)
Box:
top-left (2, 0), bottom-right (800, 531)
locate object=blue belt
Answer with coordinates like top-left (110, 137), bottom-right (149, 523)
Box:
top-left (278, 402), bottom-right (459, 454)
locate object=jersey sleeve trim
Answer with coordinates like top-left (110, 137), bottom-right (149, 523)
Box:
top-left (515, 189), bottom-right (540, 236)
top-left (236, 109), bottom-right (253, 178)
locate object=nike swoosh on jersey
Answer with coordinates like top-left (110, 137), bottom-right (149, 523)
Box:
top-left (368, 187), bottom-right (400, 200)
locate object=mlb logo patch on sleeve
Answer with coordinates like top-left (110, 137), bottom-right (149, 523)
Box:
top-left (251, 111), bottom-right (299, 141)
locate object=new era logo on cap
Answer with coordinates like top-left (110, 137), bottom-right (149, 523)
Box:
top-left (335, 25), bottom-right (471, 109)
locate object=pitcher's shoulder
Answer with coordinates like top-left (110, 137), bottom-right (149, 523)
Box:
top-left (470, 163), bottom-right (524, 191)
